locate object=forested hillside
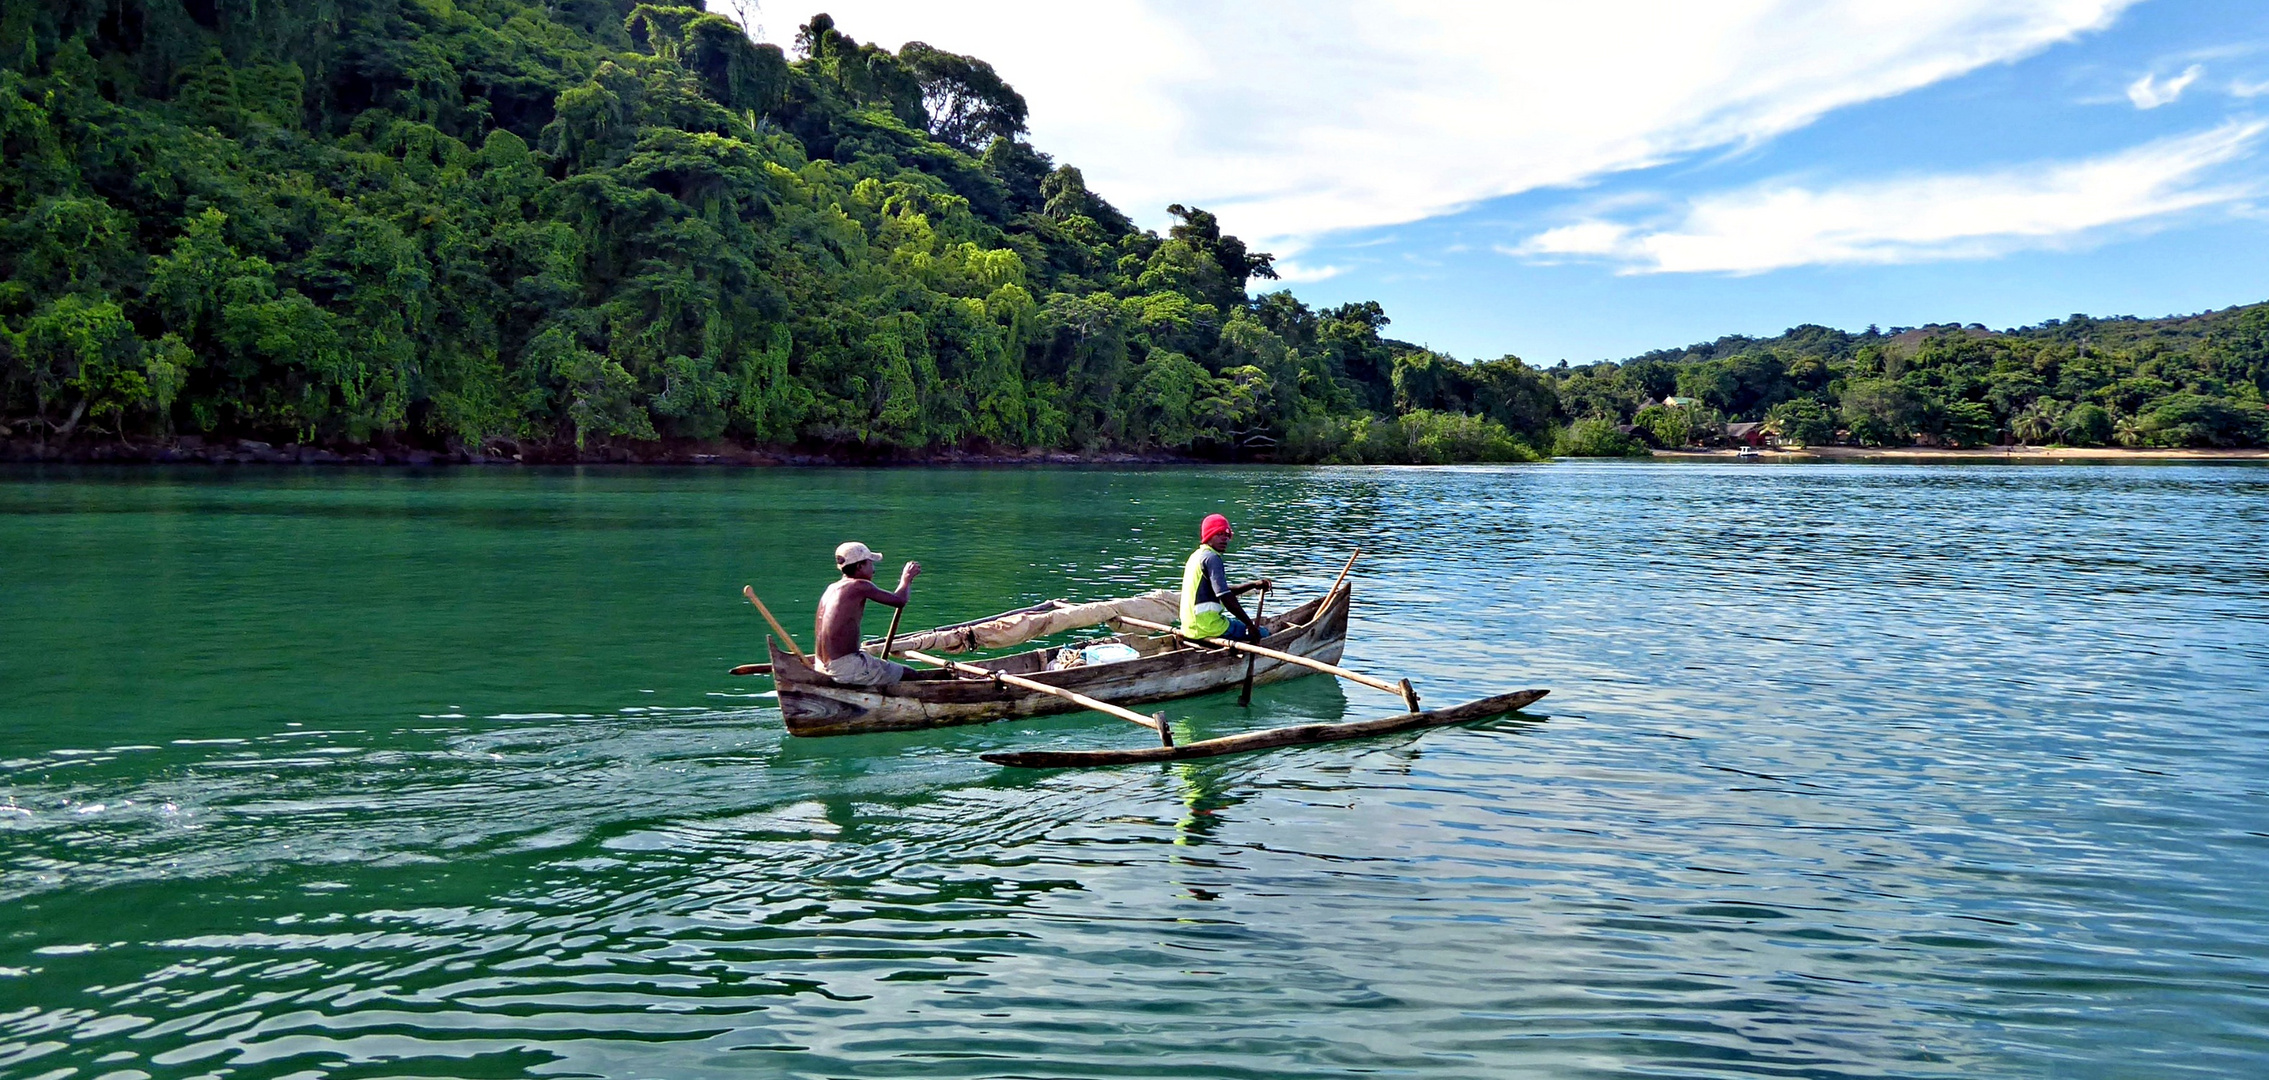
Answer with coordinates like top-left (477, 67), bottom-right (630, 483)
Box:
top-left (3, 0), bottom-right (2263, 463)
top-left (0, 0), bottom-right (1538, 463)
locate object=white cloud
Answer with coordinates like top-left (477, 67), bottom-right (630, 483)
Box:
top-left (764, 1), bottom-right (2136, 251)
top-left (1515, 122), bottom-right (2265, 274)
top-left (2231, 77), bottom-right (2269, 98)
top-left (2128, 63), bottom-right (2204, 108)
top-left (1271, 260), bottom-right (1347, 284)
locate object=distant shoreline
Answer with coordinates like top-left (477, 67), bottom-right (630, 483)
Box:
top-left (1652, 446), bottom-right (2269, 463)
top-left (5, 439), bottom-right (2265, 468)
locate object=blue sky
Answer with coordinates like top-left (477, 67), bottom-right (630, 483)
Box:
top-left (758, 1), bottom-right (2269, 363)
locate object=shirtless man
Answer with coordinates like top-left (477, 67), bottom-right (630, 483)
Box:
top-left (813, 541), bottom-right (921, 686)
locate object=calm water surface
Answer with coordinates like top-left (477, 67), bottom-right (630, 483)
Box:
top-left (2, 463), bottom-right (2265, 1078)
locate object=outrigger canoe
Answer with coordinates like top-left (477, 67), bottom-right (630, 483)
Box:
top-left (768, 583), bottom-right (1354, 737)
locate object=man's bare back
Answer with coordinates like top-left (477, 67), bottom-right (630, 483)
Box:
top-left (815, 553), bottom-right (920, 663)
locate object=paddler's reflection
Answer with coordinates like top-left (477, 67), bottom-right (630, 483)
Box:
top-left (816, 790), bottom-right (866, 840)
top-left (1168, 759), bottom-right (1245, 853)
top-left (1159, 676), bottom-right (1350, 897)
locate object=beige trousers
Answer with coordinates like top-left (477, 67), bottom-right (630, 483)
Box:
top-left (817, 650), bottom-right (909, 687)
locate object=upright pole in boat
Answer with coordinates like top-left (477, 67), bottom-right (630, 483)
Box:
top-left (1237, 588), bottom-right (1267, 708)
top-left (900, 648), bottom-right (1174, 747)
top-left (744, 585), bottom-right (807, 662)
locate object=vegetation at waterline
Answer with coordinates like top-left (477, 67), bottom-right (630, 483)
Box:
top-left (1543, 313), bottom-right (2269, 452)
top-left (3, 1), bottom-right (2264, 462)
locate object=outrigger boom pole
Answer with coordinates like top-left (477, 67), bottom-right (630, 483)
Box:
top-left (1111, 615), bottom-right (1420, 713)
top-left (900, 648), bottom-right (1174, 747)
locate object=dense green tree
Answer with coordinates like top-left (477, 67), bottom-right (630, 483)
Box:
top-left (1940, 399), bottom-right (1997, 447)
top-left (1617, 358), bottom-right (1677, 401)
top-left (1556, 418), bottom-right (1648, 458)
top-left (1555, 363), bottom-right (1636, 422)
top-left (899, 41), bottom-right (1027, 152)
top-left (2061, 402), bottom-right (2113, 447)
top-left (1840, 379), bottom-right (1923, 447)
top-left (1466, 357), bottom-right (1559, 451)
top-left (1766, 397), bottom-right (1837, 446)
top-left (2131, 394), bottom-right (2266, 448)
top-left (1391, 351), bottom-right (1469, 413)
top-left (1632, 403), bottom-right (1691, 448)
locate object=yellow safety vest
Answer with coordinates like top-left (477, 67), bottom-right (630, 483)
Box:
top-left (1180, 546), bottom-right (1231, 639)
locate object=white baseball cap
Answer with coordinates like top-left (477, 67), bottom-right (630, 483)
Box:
top-left (834, 541), bottom-right (881, 569)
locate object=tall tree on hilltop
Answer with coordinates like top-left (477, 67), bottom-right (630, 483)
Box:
top-left (899, 41), bottom-right (1028, 152)
top-left (1167, 204), bottom-right (1277, 296)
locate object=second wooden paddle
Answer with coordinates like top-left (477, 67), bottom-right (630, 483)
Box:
top-left (1236, 587), bottom-right (1267, 707)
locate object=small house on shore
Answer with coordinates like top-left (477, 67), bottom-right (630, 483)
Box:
top-left (1725, 422), bottom-right (1767, 448)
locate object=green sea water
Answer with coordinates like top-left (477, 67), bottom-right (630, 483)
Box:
top-left (2, 463), bottom-right (2266, 1078)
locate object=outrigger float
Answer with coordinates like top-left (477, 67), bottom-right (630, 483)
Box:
top-left (732, 553), bottom-right (1548, 768)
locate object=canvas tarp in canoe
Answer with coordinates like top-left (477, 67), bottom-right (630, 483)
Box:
top-left (868, 590), bottom-right (1180, 656)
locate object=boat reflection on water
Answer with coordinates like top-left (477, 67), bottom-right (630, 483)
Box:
top-left (1159, 677), bottom-right (1352, 892)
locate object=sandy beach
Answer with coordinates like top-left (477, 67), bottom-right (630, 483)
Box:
top-left (1654, 445), bottom-right (2269, 463)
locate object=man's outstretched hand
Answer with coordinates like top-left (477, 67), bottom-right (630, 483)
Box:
top-left (899, 561), bottom-right (923, 586)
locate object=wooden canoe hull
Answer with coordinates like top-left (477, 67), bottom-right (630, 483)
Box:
top-left (770, 585), bottom-right (1353, 737)
top-left (980, 688), bottom-right (1551, 768)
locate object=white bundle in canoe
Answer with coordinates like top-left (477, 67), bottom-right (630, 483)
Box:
top-left (869, 590), bottom-right (1179, 656)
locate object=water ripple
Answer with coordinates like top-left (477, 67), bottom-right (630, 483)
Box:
top-left (1, 464), bottom-right (2265, 1077)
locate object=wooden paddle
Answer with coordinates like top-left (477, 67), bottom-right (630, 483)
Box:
top-left (1328, 548), bottom-right (1362, 597)
top-left (1236, 587), bottom-right (1267, 707)
top-left (743, 585), bottom-right (806, 662)
top-left (879, 601), bottom-right (906, 660)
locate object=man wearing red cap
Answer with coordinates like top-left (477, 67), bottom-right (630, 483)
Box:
top-left (813, 541), bottom-right (921, 686)
top-left (1180, 514), bottom-right (1272, 641)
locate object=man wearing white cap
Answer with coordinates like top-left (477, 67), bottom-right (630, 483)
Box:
top-left (813, 541), bottom-right (921, 686)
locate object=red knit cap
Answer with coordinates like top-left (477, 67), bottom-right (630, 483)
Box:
top-left (1201, 513), bottom-right (1233, 544)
